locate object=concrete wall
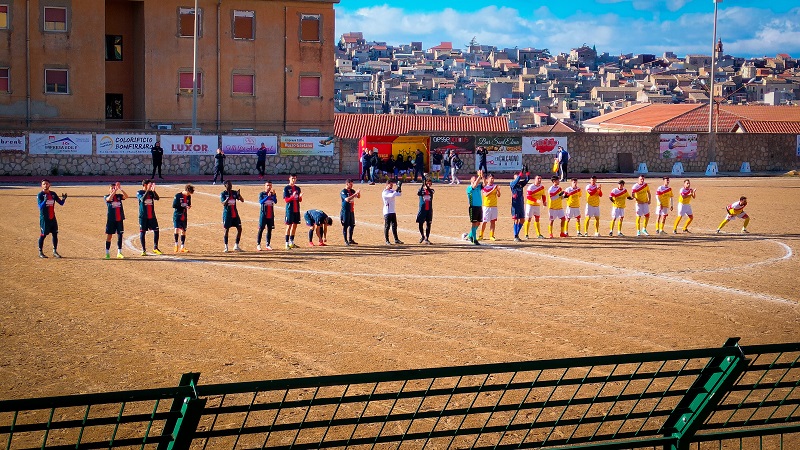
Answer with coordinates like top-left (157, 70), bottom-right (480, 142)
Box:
top-left (1, 132), bottom-right (797, 177)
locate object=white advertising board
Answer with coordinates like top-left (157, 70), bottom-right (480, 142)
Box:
top-left (221, 135), bottom-right (278, 155)
top-left (29, 133), bottom-right (93, 155)
top-left (279, 136), bottom-right (335, 156)
top-left (522, 136), bottom-right (568, 155)
top-left (0, 134), bottom-right (25, 152)
top-left (160, 135), bottom-right (218, 155)
top-left (97, 134), bottom-right (157, 155)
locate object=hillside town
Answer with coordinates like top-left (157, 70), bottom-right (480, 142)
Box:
top-left (335, 32), bottom-right (800, 131)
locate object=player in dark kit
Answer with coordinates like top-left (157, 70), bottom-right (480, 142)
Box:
top-left (340, 179), bottom-right (361, 246)
top-left (416, 176), bottom-right (434, 244)
top-left (172, 184), bottom-right (194, 253)
top-left (510, 165), bottom-right (530, 242)
top-left (137, 179), bottom-right (162, 256)
top-left (37, 179), bottom-right (67, 258)
top-left (221, 180), bottom-right (245, 252)
top-left (257, 180), bottom-right (278, 251)
top-left (104, 182), bottom-right (129, 259)
top-left (283, 174), bottom-right (302, 249)
top-left (304, 209), bottom-right (333, 246)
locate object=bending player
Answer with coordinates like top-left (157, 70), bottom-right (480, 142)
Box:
top-left (37, 179), bottom-right (66, 258)
top-left (673, 179), bottom-right (697, 233)
top-left (304, 209), bottom-right (333, 246)
top-left (172, 184), bottom-right (194, 252)
top-left (717, 196), bottom-right (750, 234)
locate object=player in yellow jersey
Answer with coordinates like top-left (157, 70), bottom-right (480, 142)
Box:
top-left (608, 180), bottom-right (632, 236)
top-left (583, 176), bottom-right (602, 237)
top-left (523, 175), bottom-right (547, 239)
top-left (562, 178), bottom-right (582, 236)
top-left (547, 176), bottom-right (566, 238)
top-left (717, 196), bottom-right (750, 234)
top-left (673, 179), bottom-right (697, 233)
top-left (630, 175), bottom-right (651, 236)
top-left (479, 173), bottom-right (501, 241)
top-left (654, 177), bottom-right (673, 234)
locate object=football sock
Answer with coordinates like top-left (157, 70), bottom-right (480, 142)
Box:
top-left (743, 217), bottom-right (750, 228)
top-left (257, 227), bottom-right (264, 245)
top-left (174, 232), bottom-right (179, 244)
top-left (643, 215), bottom-right (649, 229)
top-left (38, 235), bottom-right (45, 250)
top-left (575, 220), bottom-right (581, 234)
top-left (684, 217), bottom-right (693, 230)
top-left (594, 218), bottom-right (600, 233)
top-left (635, 216), bottom-right (641, 231)
top-left (52, 232), bottom-right (58, 249)
top-left (285, 234), bottom-right (290, 243)
top-left (718, 219), bottom-right (729, 230)
top-left (610, 220), bottom-right (615, 232)
top-left (584, 218), bottom-right (590, 233)
top-left (117, 233), bottom-right (123, 250)
top-left (139, 231), bottom-right (146, 250)
top-left (105, 241), bottom-right (111, 251)
top-left (534, 220), bottom-right (541, 236)
top-left (673, 217), bottom-right (681, 231)
top-left (523, 221), bottom-right (530, 236)
top-left (181, 235), bottom-right (186, 245)
top-left (425, 222), bottom-right (431, 239)
top-left (419, 223), bottom-right (425, 238)
top-left (309, 229), bottom-right (315, 242)
top-left (224, 229), bottom-right (229, 245)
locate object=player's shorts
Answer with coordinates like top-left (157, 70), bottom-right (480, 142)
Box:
top-left (482, 206), bottom-right (498, 222)
top-left (340, 210), bottom-right (355, 227)
top-left (105, 220), bottom-right (124, 235)
top-left (223, 215), bottom-right (242, 229)
top-left (259, 217), bottom-right (275, 229)
top-left (585, 205), bottom-right (600, 218)
top-left (469, 206), bottom-right (482, 223)
top-left (139, 217), bottom-right (159, 232)
top-left (285, 210), bottom-right (301, 225)
top-left (677, 203), bottom-right (693, 217)
top-left (510, 202), bottom-right (525, 220)
top-left (40, 218), bottom-right (58, 235)
top-left (566, 207), bottom-right (581, 219)
top-left (725, 209), bottom-right (747, 220)
top-left (416, 209), bottom-right (433, 223)
top-left (611, 206), bottom-right (625, 219)
top-left (657, 206), bottom-right (670, 216)
top-left (635, 203), bottom-right (650, 216)
top-left (525, 204), bottom-right (541, 219)
top-left (173, 217), bottom-right (188, 231)
top-left (431, 164), bottom-right (441, 172)
top-left (549, 208), bottom-right (565, 220)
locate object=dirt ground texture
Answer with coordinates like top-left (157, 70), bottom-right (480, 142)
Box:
top-left (0, 175), bottom-right (798, 401)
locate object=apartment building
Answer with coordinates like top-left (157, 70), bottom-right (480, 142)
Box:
top-left (0, 0), bottom-right (337, 133)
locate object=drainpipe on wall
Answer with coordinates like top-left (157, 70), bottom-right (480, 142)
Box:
top-left (283, 7), bottom-right (287, 133)
top-left (25, 0), bottom-right (31, 128)
top-left (217, 0), bottom-right (221, 132)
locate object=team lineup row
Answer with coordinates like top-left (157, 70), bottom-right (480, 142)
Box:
top-left (35, 172), bottom-right (752, 259)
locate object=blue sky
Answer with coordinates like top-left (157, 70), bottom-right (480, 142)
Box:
top-left (335, 0), bottom-right (800, 58)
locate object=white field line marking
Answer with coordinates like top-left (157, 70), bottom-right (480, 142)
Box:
top-left (128, 189), bottom-right (798, 305)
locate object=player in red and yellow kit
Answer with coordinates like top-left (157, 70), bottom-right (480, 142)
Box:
top-left (523, 175), bottom-right (547, 239)
top-left (583, 176), bottom-right (602, 236)
top-left (608, 180), bottom-right (632, 236)
top-left (630, 175), bottom-right (651, 236)
top-left (717, 196), bottom-right (750, 234)
top-left (547, 176), bottom-right (566, 238)
top-left (479, 174), bottom-right (501, 241)
top-left (654, 177), bottom-right (673, 234)
top-left (562, 178), bottom-right (582, 236)
top-left (673, 179), bottom-right (697, 233)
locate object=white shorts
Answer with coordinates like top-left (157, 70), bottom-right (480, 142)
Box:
top-left (635, 203), bottom-right (650, 216)
top-left (585, 205), bottom-right (600, 218)
top-left (657, 206), bottom-right (670, 216)
top-left (549, 209), bottom-right (565, 220)
top-left (566, 207), bottom-right (581, 219)
top-left (431, 164), bottom-right (441, 171)
top-left (525, 204), bottom-right (541, 219)
top-left (482, 206), bottom-right (498, 222)
top-left (611, 206), bottom-right (625, 219)
top-left (726, 211), bottom-right (747, 220)
top-left (677, 203), bottom-right (693, 217)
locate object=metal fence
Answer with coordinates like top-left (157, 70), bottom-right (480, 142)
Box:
top-left (1, 338), bottom-right (798, 450)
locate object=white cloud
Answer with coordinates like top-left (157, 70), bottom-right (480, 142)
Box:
top-left (335, 4), bottom-right (800, 57)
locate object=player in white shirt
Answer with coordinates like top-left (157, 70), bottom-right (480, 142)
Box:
top-left (382, 179), bottom-right (404, 245)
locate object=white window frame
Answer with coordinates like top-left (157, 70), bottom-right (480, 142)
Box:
top-left (179, 7), bottom-right (202, 38)
top-left (0, 4), bottom-right (10, 30)
top-left (299, 14), bottom-right (321, 43)
top-left (179, 70), bottom-right (203, 95)
top-left (0, 67), bottom-right (9, 93)
top-left (232, 73), bottom-right (255, 96)
top-left (232, 10), bottom-right (254, 40)
top-left (43, 6), bottom-right (68, 32)
top-left (44, 68), bottom-right (69, 94)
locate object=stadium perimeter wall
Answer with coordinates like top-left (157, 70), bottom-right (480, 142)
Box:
top-left (1, 132), bottom-right (797, 177)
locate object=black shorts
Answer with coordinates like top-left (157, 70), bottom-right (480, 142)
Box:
top-left (223, 216), bottom-right (242, 229)
top-left (140, 217), bottom-right (159, 232)
top-left (40, 218), bottom-right (58, 235)
top-left (285, 210), bottom-right (301, 225)
top-left (340, 210), bottom-right (355, 227)
top-left (416, 210), bottom-right (433, 223)
top-left (259, 217), bottom-right (275, 229)
top-left (511, 203), bottom-right (524, 220)
top-left (173, 218), bottom-right (188, 230)
top-left (106, 220), bottom-right (124, 235)
top-left (469, 206), bottom-right (482, 223)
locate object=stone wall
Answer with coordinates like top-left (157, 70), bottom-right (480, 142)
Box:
top-left (1, 132), bottom-right (797, 177)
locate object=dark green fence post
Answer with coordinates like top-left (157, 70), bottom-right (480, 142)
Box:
top-left (158, 373), bottom-right (206, 450)
top-left (663, 338), bottom-right (748, 450)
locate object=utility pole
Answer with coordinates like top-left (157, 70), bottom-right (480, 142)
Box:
top-left (707, 0), bottom-right (722, 161)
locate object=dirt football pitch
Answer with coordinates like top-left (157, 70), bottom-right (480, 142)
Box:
top-left (0, 175), bottom-right (798, 400)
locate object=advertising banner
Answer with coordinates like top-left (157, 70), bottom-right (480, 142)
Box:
top-left (30, 133), bottom-right (93, 155)
top-left (429, 136), bottom-right (474, 155)
top-left (221, 135), bottom-right (278, 155)
top-left (0, 134), bottom-right (25, 152)
top-left (659, 134), bottom-right (698, 159)
top-left (96, 134), bottom-right (156, 155)
top-left (476, 136), bottom-right (523, 171)
top-left (522, 136), bottom-right (568, 155)
top-left (160, 135), bottom-right (218, 155)
top-left (279, 136), bottom-right (335, 156)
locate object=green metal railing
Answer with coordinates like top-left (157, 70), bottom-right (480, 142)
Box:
top-left (1, 338), bottom-right (798, 450)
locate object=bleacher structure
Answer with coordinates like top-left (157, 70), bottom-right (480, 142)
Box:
top-left (1, 338), bottom-right (798, 449)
